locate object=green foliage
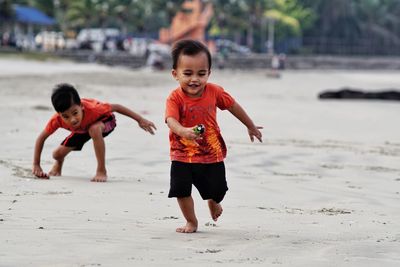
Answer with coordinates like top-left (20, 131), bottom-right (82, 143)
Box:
top-left (0, 0), bottom-right (14, 19)
top-left (298, 0), bottom-right (400, 54)
top-left (4, 0), bottom-right (400, 54)
top-left (63, 0), bottom-right (184, 33)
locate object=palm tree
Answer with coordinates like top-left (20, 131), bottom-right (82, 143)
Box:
top-left (65, 0), bottom-right (111, 29)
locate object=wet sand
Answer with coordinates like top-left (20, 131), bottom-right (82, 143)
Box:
top-left (0, 58), bottom-right (399, 266)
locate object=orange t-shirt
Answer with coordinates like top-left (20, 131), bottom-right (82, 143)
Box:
top-left (165, 83), bottom-right (235, 163)
top-left (45, 98), bottom-right (113, 134)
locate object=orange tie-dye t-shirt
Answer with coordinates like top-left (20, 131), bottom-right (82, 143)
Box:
top-left (165, 83), bottom-right (235, 163)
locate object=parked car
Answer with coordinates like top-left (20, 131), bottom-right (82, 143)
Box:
top-left (15, 34), bottom-right (36, 51)
top-left (122, 37), bottom-right (152, 56)
top-left (76, 28), bottom-right (120, 52)
top-left (215, 39), bottom-right (251, 55)
top-left (35, 31), bottom-right (65, 51)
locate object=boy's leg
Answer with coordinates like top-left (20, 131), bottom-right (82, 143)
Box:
top-left (176, 196), bottom-right (198, 233)
top-left (49, 145), bottom-right (73, 176)
top-left (193, 162), bottom-right (227, 222)
top-left (88, 121), bottom-right (107, 182)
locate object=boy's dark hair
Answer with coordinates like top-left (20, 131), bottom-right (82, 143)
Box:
top-left (51, 83), bottom-right (81, 112)
top-left (171, 39), bottom-right (212, 70)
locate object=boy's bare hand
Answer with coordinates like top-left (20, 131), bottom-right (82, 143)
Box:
top-left (248, 126), bottom-right (263, 142)
top-left (32, 164), bottom-right (49, 179)
top-left (138, 119), bottom-right (157, 135)
top-left (180, 127), bottom-right (202, 141)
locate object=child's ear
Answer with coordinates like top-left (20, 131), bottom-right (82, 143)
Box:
top-left (172, 69), bottom-right (178, 80)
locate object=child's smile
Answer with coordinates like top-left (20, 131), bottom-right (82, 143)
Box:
top-left (172, 52), bottom-right (210, 98)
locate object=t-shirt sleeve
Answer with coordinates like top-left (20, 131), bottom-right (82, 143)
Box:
top-left (97, 101), bottom-right (112, 114)
top-left (88, 99), bottom-right (112, 116)
top-left (165, 94), bottom-right (180, 122)
top-left (79, 99), bottom-right (113, 128)
top-left (216, 86), bottom-right (235, 110)
top-left (44, 114), bottom-right (61, 135)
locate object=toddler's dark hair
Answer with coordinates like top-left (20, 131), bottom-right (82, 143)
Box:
top-left (171, 39), bottom-right (212, 70)
top-left (51, 83), bottom-right (81, 112)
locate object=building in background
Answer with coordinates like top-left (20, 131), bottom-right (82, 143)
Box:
top-left (1, 5), bottom-right (55, 50)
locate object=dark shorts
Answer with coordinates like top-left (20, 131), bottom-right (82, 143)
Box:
top-left (61, 114), bottom-right (116, 151)
top-left (168, 161), bottom-right (228, 203)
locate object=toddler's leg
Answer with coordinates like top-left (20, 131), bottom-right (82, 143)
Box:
top-left (88, 121), bottom-right (107, 182)
top-left (49, 145), bottom-right (73, 176)
top-left (176, 196), bottom-right (198, 233)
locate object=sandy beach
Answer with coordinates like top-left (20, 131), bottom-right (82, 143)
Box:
top-left (0, 57), bottom-right (399, 266)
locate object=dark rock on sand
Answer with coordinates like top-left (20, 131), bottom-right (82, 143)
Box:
top-left (319, 88), bottom-right (400, 101)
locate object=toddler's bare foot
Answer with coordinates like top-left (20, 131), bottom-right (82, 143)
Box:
top-left (91, 171), bottom-right (107, 182)
top-left (208, 200), bottom-right (223, 221)
top-left (48, 162), bottom-right (62, 176)
top-left (48, 170), bottom-right (61, 176)
top-left (176, 221), bottom-right (198, 233)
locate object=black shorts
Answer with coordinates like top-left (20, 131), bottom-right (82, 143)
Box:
top-left (61, 114), bottom-right (116, 151)
top-left (168, 161), bottom-right (228, 203)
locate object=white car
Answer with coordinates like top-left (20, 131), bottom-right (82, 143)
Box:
top-left (35, 31), bottom-right (65, 51)
top-left (76, 28), bottom-right (120, 52)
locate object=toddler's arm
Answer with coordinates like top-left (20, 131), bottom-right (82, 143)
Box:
top-left (111, 104), bottom-right (156, 134)
top-left (228, 102), bottom-right (263, 142)
top-left (32, 130), bottom-right (51, 178)
top-left (166, 117), bottom-right (199, 140)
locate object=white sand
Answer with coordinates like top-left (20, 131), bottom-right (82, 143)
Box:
top-left (0, 58), bottom-right (399, 266)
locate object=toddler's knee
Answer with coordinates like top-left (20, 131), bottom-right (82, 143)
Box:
top-left (52, 150), bottom-right (64, 161)
top-left (88, 123), bottom-right (103, 137)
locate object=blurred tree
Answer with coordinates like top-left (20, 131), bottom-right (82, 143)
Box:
top-left (7, 0), bottom-right (400, 55)
top-left (63, 0), bottom-right (184, 36)
top-left (267, 0), bottom-right (315, 38)
top-left (210, 0), bottom-right (312, 52)
top-left (210, 0), bottom-right (269, 51)
top-left (0, 0), bottom-right (14, 21)
top-left (32, 0), bottom-right (54, 16)
top-left (66, 0), bottom-right (111, 29)
top-left (264, 0), bottom-right (315, 53)
top-left (299, 0), bottom-right (400, 54)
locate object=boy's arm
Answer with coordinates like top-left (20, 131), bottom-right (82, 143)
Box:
top-left (111, 104), bottom-right (156, 135)
top-left (166, 117), bottom-right (199, 140)
top-left (227, 102), bottom-right (263, 142)
top-left (32, 130), bottom-right (51, 178)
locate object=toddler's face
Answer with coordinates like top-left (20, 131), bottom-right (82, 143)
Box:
top-left (172, 52), bottom-right (210, 97)
top-left (59, 104), bottom-right (84, 129)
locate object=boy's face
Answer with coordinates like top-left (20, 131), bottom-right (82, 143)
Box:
top-left (172, 52), bottom-right (210, 97)
top-left (59, 104), bottom-right (84, 129)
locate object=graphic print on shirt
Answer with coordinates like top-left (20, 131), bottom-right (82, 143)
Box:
top-left (178, 104), bottom-right (225, 162)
